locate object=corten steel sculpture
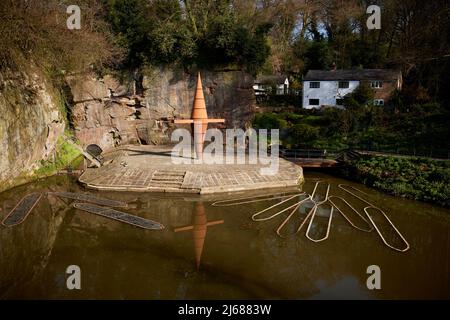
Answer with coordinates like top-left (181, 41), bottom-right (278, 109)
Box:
top-left (174, 202), bottom-right (224, 269)
top-left (174, 72), bottom-right (225, 160)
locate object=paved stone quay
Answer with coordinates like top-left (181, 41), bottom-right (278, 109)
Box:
top-left (78, 145), bottom-right (304, 194)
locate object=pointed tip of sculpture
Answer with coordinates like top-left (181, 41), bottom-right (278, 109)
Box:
top-left (196, 72), bottom-right (202, 88)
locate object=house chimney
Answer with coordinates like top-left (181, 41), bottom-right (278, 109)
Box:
top-left (331, 62), bottom-right (337, 71)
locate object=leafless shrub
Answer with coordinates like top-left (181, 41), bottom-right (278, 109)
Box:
top-left (0, 0), bottom-right (123, 73)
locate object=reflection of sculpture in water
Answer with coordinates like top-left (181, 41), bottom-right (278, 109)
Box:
top-left (175, 202), bottom-right (224, 269)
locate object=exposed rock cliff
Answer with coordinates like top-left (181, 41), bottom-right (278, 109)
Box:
top-left (69, 68), bottom-right (256, 150)
top-left (0, 68), bottom-right (66, 192)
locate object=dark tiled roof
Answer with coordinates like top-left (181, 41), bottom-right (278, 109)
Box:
top-left (304, 69), bottom-right (401, 81)
top-left (255, 75), bottom-right (288, 85)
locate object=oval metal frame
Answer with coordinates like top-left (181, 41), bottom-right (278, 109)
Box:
top-left (276, 196), bottom-right (314, 238)
top-left (364, 206), bottom-right (410, 252)
top-left (211, 192), bottom-right (303, 207)
top-left (338, 184), bottom-right (372, 207)
top-left (251, 193), bottom-right (307, 221)
top-left (305, 203), bottom-right (334, 243)
top-left (304, 182), bottom-right (333, 242)
top-left (339, 184), bottom-right (410, 253)
top-left (328, 196), bottom-right (373, 232)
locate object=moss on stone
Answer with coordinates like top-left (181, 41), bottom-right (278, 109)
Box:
top-left (34, 136), bottom-right (81, 178)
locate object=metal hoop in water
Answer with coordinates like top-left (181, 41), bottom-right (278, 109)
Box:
top-left (277, 180), bottom-right (331, 238)
top-left (211, 192), bottom-right (303, 207)
top-left (251, 193), bottom-right (307, 221)
top-left (276, 196), bottom-right (315, 238)
top-left (338, 184), bottom-right (374, 207)
top-left (339, 184), bottom-right (410, 252)
top-left (302, 181), bottom-right (332, 242)
top-left (364, 206), bottom-right (410, 252)
top-left (328, 196), bottom-right (373, 232)
top-left (310, 181), bottom-right (330, 204)
top-left (305, 203), bottom-right (334, 243)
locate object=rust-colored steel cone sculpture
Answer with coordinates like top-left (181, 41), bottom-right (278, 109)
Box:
top-left (174, 202), bottom-right (224, 269)
top-left (174, 73), bottom-right (225, 160)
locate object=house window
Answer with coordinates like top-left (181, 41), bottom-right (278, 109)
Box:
top-left (310, 82), bottom-right (320, 89)
top-left (309, 99), bottom-right (320, 106)
top-left (373, 99), bottom-right (384, 106)
top-left (336, 99), bottom-right (344, 105)
top-left (338, 81), bottom-right (349, 89)
top-left (371, 81), bottom-right (383, 89)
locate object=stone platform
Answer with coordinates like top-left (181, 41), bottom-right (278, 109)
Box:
top-left (78, 145), bottom-right (303, 194)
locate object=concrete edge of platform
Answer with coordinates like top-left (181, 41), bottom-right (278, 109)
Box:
top-left (199, 180), bottom-right (301, 194)
top-left (79, 182), bottom-right (201, 194)
top-left (79, 180), bottom-right (303, 195)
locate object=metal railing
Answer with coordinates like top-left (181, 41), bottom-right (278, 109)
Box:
top-left (280, 147), bottom-right (450, 160)
top-left (280, 149), bottom-right (341, 160)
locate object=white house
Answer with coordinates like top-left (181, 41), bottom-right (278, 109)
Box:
top-left (253, 75), bottom-right (289, 96)
top-left (302, 69), bottom-right (403, 109)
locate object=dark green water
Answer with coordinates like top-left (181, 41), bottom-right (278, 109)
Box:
top-left (1, 172), bottom-right (449, 299)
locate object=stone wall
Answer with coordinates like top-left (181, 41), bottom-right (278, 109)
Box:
top-left (0, 68), bottom-right (65, 192)
top-left (69, 68), bottom-right (256, 151)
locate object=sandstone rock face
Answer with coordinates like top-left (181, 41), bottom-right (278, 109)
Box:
top-left (69, 68), bottom-right (256, 151)
top-left (0, 68), bottom-right (65, 192)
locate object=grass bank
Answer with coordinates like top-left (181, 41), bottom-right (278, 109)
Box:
top-left (34, 136), bottom-right (82, 178)
top-left (340, 155), bottom-right (450, 207)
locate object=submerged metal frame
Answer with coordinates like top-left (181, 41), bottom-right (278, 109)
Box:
top-left (1, 193), bottom-right (43, 227)
top-left (328, 196), bottom-right (373, 232)
top-left (305, 204), bottom-right (334, 243)
top-left (339, 184), bottom-right (410, 252)
top-left (338, 184), bottom-right (373, 207)
top-left (305, 182), bottom-right (334, 242)
top-left (364, 206), bottom-right (410, 252)
top-left (251, 193), bottom-right (307, 221)
top-left (275, 181), bottom-right (325, 238)
top-left (211, 192), bottom-right (303, 207)
top-left (275, 197), bottom-right (315, 238)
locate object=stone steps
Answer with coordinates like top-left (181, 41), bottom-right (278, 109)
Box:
top-left (148, 171), bottom-right (185, 188)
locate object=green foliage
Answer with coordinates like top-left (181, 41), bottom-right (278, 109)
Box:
top-left (343, 83), bottom-right (375, 108)
top-left (303, 40), bottom-right (333, 71)
top-left (34, 137), bottom-right (81, 177)
top-left (253, 113), bottom-right (288, 130)
top-left (104, 0), bottom-right (194, 66)
top-left (289, 124), bottom-right (319, 143)
top-left (344, 156), bottom-right (450, 207)
top-left (252, 102), bottom-right (450, 152)
top-left (104, 0), bottom-right (271, 72)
